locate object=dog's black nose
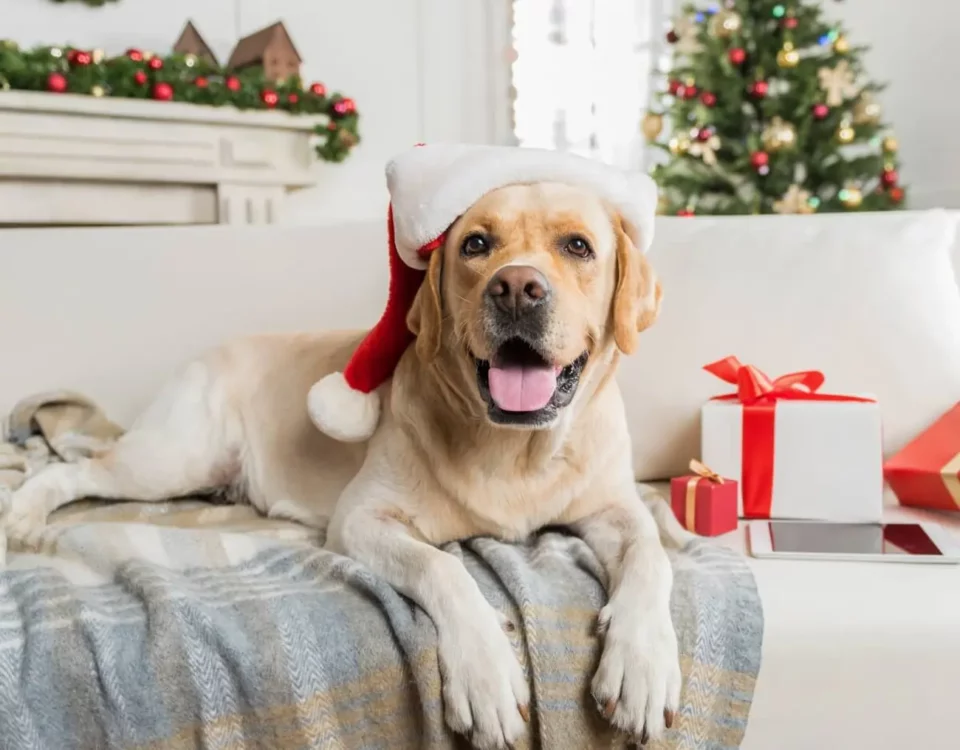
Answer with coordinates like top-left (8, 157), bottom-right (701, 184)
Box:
top-left (485, 265), bottom-right (551, 319)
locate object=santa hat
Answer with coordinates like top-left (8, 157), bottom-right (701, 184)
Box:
top-left (307, 143), bottom-right (659, 443)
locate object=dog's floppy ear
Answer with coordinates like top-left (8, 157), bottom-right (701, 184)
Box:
top-left (407, 248), bottom-right (444, 362)
top-left (613, 217), bottom-right (662, 355)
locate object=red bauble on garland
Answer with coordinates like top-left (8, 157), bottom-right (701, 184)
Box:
top-left (225, 76), bottom-right (241, 92)
top-left (676, 208), bottom-right (695, 217)
top-left (696, 126), bottom-right (714, 142)
top-left (133, 70), bottom-right (147, 86)
top-left (126, 48), bottom-right (144, 62)
top-left (750, 151), bottom-right (770, 169)
top-left (812, 103), bottom-right (830, 120)
top-left (749, 80), bottom-right (769, 99)
top-left (46, 73), bottom-right (67, 93)
top-left (668, 79), bottom-right (682, 96)
top-left (261, 89), bottom-right (279, 108)
top-left (729, 48), bottom-right (747, 65)
top-left (332, 98), bottom-right (356, 116)
top-left (701, 91), bottom-right (717, 107)
top-left (194, 76), bottom-right (208, 88)
top-left (287, 93), bottom-right (299, 104)
top-left (148, 57), bottom-right (163, 71)
top-left (881, 169), bottom-right (899, 188)
top-left (683, 85), bottom-right (698, 100)
top-left (310, 82), bottom-right (326, 96)
top-left (152, 82), bottom-right (173, 101)
top-left (889, 187), bottom-right (905, 203)
top-left (69, 49), bottom-right (92, 66)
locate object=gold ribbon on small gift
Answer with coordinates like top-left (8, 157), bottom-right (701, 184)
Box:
top-left (684, 459), bottom-right (725, 533)
top-left (943, 451), bottom-right (960, 507)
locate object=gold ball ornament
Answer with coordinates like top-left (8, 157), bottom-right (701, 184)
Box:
top-left (853, 94), bottom-right (881, 125)
top-left (839, 185), bottom-right (863, 209)
top-left (777, 42), bottom-right (800, 69)
top-left (837, 122), bottom-right (856, 144)
top-left (882, 136), bottom-right (899, 153)
top-left (90, 85), bottom-right (105, 98)
top-left (669, 136), bottom-right (691, 155)
top-left (762, 117), bottom-right (797, 152)
top-left (833, 35), bottom-right (850, 54)
top-left (641, 112), bottom-right (664, 141)
top-left (708, 9), bottom-right (742, 39)
top-left (184, 53), bottom-right (198, 67)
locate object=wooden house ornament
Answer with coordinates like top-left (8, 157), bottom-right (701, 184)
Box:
top-left (227, 21), bottom-right (302, 83)
top-left (173, 21), bottom-right (218, 66)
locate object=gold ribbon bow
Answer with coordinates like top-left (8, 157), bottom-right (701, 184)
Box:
top-left (685, 459), bottom-right (725, 533)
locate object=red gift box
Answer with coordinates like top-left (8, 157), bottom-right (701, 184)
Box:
top-left (884, 402), bottom-right (960, 512)
top-left (670, 459), bottom-right (739, 536)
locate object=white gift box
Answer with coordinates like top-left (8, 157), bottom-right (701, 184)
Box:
top-left (700, 398), bottom-right (884, 522)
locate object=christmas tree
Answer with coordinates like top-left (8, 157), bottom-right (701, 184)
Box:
top-left (645, 1), bottom-right (904, 216)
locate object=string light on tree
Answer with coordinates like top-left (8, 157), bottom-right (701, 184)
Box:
top-left (833, 35), bottom-right (851, 54)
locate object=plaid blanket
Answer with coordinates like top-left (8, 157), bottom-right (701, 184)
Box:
top-left (0, 392), bottom-right (763, 750)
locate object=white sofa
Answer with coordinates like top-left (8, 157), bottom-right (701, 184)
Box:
top-left (2, 211), bottom-right (960, 749)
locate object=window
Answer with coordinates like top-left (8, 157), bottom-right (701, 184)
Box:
top-left (510, 0), bottom-right (674, 170)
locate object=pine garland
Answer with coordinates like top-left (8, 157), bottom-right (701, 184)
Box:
top-left (0, 40), bottom-right (360, 163)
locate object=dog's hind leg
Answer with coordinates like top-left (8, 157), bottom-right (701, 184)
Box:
top-left (2, 359), bottom-right (243, 545)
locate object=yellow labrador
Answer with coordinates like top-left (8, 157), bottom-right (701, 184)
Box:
top-left (4, 181), bottom-right (680, 748)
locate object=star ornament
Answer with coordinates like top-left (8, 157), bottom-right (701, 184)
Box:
top-left (673, 16), bottom-right (703, 56)
top-left (818, 60), bottom-right (859, 106)
top-left (688, 134), bottom-right (722, 166)
top-left (773, 185), bottom-right (816, 215)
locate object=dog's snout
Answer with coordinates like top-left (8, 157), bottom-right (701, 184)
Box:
top-left (485, 265), bottom-right (551, 319)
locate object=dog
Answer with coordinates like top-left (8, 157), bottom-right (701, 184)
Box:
top-left (3, 180), bottom-right (680, 749)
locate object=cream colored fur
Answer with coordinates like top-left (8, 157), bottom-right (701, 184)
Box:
top-left (3, 182), bottom-right (679, 749)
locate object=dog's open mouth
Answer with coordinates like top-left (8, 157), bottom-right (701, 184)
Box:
top-left (475, 338), bottom-right (588, 426)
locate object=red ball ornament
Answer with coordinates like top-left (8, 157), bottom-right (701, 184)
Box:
top-left (676, 209), bottom-right (695, 217)
top-left (749, 80), bottom-right (769, 99)
top-left (327, 122), bottom-right (338, 131)
top-left (889, 187), bottom-right (905, 203)
top-left (812, 103), bottom-right (830, 120)
top-left (341, 98), bottom-right (356, 113)
top-left (729, 48), bottom-right (747, 65)
top-left (782, 17), bottom-right (799, 29)
top-left (152, 82), bottom-right (173, 101)
top-left (750, 151), bottom-right (770, 169)
top-left (332, 100), bottom-right (350, 116)
top-left (287, 93), bottom-right (299, 104)
top-left (126, 48), bottom-right (144, 62)
top-left (700, 91), bottom-right (717, 108)
top-left (668, 79), bottom-right (682, 96)
top-left (696, 126), bottom-right (714, 142)
top-left (666, 30), bottom-right (679, 44)
top-left (225, 76), bottom-right (241, 92)
top-left (46, 73), bottom-right (67, 93)
top-left (881, 169), bottom-right (899, 188)
top-left (194, 76), bottom-right (208, 89)
top-left (309, 82), bottom-right (326, 96)
top-left (69, 49), bottom-right (91, 66)
top-left (260, 89), bottom-right (279, 108)
top-left (148, 57), bottom-right (163, 71)
top-left (133, 70), bottom-right (148, 86)
top-left (683, 85), bottom-right (698, 100)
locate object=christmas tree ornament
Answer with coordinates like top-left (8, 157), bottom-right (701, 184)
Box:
top-left (669, 136), bottom-right (692, 155)
top-left (771, 4), bottom-right (786, 18)
top-left (261, 89), bottom-right (279, 108)
top-left (90, 85), bottom-right (105, 98)
top-left (225, 76), bottom-right (242, 92)
top-left (750, 151), bottom-right (770, 169)
top-left (749, 80), bottom-right (769, 99)
top-left (773, 185), bottom-right (815, 214)
top-left (881, 168), bottom-right (899, 188)
top-left (152, 82), bottom-right (174, 101)
top-left (837, 120), bottom-right (856, 144)
top-left (668, 79), bottom-right (683, 95)
top-left (708, 9), bottom-right (742, 38)
top-left (689, 132), bottom-right (722, 166)
top-left (148, 57), bottom-right (164, 71)
top-left (46, 73), bottom-right (67, 93)
top-left (818, 60), bottom-right (859, 106)
top-left (194, 76), bottom-right (209, 88)
top-left (133, 71), bottom-right (148, 85)
top-left (92, 49), bottom-right (105, 64)
top-left (126, 48), bottom-right (144, 62)
top-left (307, 143), bottom-right (658, 442)
top-left (882, 136), bottom-right (899, 153)
top-left (667, 29), bottom-right (679, 44)
top-left (852, 93), bottom-right (881, 125)
top-left (812, 103), bottom-right (830, 120)
top-left (671, 16), bottom-right (704, 56)
top-left (683, 85), bottom-right (699, 100)
top-left (808, 196), bottom-right (821, 210)
top-left (761, 116), bottom-right (797, 151)
top-left (676, 208), bottom-right (695, 217)
top-left (833, 35), bottom-right (850, 54)
top-left (777, 42), bottom-right (800, 68)
top-left (783, 16), bottom-right (799, 29)
top-left (288, 93), bottom-right (299, 104)
top-left (641, 112), bottom-right (664, 141)
top-left (695, 126), bottom-right (714, 142)
top-left (728, 47), bottom-right (747, 65)
top-left (184, 53), bottom-right (197, 67)
top-left (69, 50), bottom-right (92, 66)
top-left (49, 47), bottom-right (63, 59)
top-left (889, 187), bottom-right (905, 203)
top-left (310, 82), bottom-right (326, 96)
top-left (839, 184), bottom-right (863, 208)
top-left (700, 91), bottom-right (717, 107)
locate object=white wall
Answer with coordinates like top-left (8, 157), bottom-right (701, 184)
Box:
top-left (0, 0), bottom-right (511, 225)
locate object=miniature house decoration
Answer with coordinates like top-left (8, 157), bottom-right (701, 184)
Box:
top-left (227, 21), bottom-right (302, 83)
top-left (172, 21), bottom-right (219, 66)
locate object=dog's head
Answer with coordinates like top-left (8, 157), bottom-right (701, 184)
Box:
top-left (407, 181), bottom-right (661, 429)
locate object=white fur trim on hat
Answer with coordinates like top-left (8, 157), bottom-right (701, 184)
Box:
top-left (307, 372), bottom-right (380, 443)
top-left (385, 144), bottom-right (659, 269)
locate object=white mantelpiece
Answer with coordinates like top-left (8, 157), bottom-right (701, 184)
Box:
top-left (0, 91), bottom-right (324, 226)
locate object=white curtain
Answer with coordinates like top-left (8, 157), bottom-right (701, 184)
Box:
top-left (510, 0), bottom-right (674, 170)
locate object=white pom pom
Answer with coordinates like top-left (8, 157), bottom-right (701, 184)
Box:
top-left (307, 372), bottom-right (381, 443)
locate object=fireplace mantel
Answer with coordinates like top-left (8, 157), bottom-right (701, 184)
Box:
top-left (0, 91), bottom-right (324, 226)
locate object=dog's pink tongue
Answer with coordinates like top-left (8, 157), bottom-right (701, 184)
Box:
top-left (488, 364), bottom-right (557, 412)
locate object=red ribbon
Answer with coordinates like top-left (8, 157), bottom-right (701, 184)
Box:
top-left (704, 356), bottom-right (874, 518)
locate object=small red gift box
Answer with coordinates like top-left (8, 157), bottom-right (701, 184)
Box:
top-left (884, 402), bottom-right (960, 512)
top-left (670, 459), bottom-right (739, 536)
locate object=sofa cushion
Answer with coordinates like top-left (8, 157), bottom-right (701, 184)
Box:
top-left (620, 210), bottom-right (960, 481)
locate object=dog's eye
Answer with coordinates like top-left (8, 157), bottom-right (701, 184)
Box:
top-left (461, 233), bottom-right (491, 257)
top-left (563, 236), bottom-right (593, 259)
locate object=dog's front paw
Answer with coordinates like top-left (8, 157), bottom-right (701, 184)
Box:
top-left (439, 610), bottom-right (530, 750)
top-left (2, 480), bottom-right (53, 548)
top-left (591, 600), bottom-right (681, 744)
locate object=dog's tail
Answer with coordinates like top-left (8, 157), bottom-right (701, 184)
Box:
top-left (637, 484), bottom-right (695, 550)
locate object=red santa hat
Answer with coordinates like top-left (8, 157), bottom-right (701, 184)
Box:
top-left (308, 143), bottom-right (659, 442)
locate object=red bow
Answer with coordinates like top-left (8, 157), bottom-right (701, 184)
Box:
top-left (704, 355), bottom-right (871, 405)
